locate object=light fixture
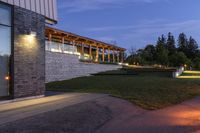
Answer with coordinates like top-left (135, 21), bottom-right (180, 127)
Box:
top-left (5, 76), bottom-right (10, 80)
top-left (30, 31), bottom-right (37, 37)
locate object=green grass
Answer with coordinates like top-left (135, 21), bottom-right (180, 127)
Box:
top-left (46, 70), bottom-right (200, 110)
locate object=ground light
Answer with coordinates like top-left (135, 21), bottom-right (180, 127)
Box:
top-left (178, 71), bottom-right (200, 79)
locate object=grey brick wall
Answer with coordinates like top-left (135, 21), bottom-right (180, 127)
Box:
top-left (46, 51), bottom-right (122, 83)
top-left (13, 6), bottom-right (45, 98)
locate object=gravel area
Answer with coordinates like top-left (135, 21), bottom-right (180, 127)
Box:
top-left (0, 101), bottom-right (112, 133)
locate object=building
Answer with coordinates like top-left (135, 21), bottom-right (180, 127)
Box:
top-left (0, 0), bottom-right (126, 100)
top-left (45, 27), bottom-right (126, 83)
top-left (45, 27), bottom-right (126, 63)
top-left (0, 0), bottom-right (57, 99)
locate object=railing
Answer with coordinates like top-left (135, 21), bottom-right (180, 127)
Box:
top-left (45, 41), bottom-right (80, 55)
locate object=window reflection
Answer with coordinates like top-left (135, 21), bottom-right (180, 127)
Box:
top-left (0, 3), bottom-right (11, 97)
top-left (0, 4), bottom-right (11, 26)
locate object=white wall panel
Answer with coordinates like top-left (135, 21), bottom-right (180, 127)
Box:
top-left (14, 0), bottom-right (20, 6)
top-left (30, 0), bottom-right (35, 12)
top-left (0, 0), bottom-right (57, 22)
top-left (25, 0), bottom-right (31, 10)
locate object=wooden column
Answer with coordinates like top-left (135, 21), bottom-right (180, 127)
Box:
top-left (89, 45), bottom-right (92, 59)
top-left (47, 34), bottom-right (52, 51)
top-left (102, 47), bottom-right (105, 62)
top-left (117, 51), bottom-right (120, 63)
top-left (61, 37), bottom-right (65, 52)
top-left (121, 51), bottom-right (124, 63)
top-left (113, 50), bottom-right (115, 63)
top-left (72, 41), bottom-right (76, 54)
top-left (108, 48), bottom-right (110, 62)
top-left (95, 46), bottom-right (99, 62)
top-left (81, 43), bottom-right (84, 56)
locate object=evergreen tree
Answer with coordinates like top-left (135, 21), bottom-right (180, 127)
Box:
top-left (156, 35), bottom-right (169, 66)
top-left (178, 33), bottom-right (188, 55)
top-left (166, 32), bottom-right (176, 55)
top-left (187, 36), bottom-right (198, 59)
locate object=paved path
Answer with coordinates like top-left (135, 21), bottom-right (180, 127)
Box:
top-left (96, 97), bottom-right (200, 133)
top-left (1, 93), bottom-right (200, 133)
top-left (0, 93), bottom-right (108, 125)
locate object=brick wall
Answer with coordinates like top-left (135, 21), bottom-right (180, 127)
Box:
top-left (45, 51), bottom-right (122, 83)
top-left (13, 6), bottom-right (45, 98)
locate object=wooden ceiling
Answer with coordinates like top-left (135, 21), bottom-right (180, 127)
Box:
top-left (45, 26), bottom-right (126, 51)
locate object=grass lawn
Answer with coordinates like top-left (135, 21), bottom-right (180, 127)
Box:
top-left (46, 69), bottom-right (200, 110)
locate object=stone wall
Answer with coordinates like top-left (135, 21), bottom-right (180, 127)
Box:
top-left (13, 6), bottom-right (45, 98)
top-left (46, 51), bottom-right (122, 83)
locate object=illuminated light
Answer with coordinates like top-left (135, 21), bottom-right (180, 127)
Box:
top-left (5, 76), bottom-right (10, 80)
top-left (178, 76), bottom-right (200, 79)
top-left (176, 72), bottom-right (179, 77)
top-left (125, 63), bottom-right (129, 66)
top-left (184, 71), bottom-right (200, 74)
top-left (30, 31), bottom-right (36, 37)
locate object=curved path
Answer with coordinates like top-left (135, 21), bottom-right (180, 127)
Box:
top-left (0, 93), bottom-right (200, 133)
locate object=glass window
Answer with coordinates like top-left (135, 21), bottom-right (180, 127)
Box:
top-left (0, 4), bottom-right (11, 26)
top-left (0, 3), bottom-right (11, 97)
top-left (0, 26), bottom-right (11, 55)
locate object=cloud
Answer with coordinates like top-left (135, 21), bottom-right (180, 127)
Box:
top-left (85, 19), bottom-right (200, 49)
top-left (58, 0), bottom-right (169, 12)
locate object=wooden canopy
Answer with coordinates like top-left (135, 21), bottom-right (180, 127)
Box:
top-left (45, 26), bottom-right (126, 51)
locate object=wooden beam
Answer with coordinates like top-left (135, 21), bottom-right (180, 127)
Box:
top-left (95, 46), bottom-right (99, 62)
top-left (108, 48), bottom-right (110, 62)
top-left (113, 50), bottom-right (115, 63)
top-left (102, 47), bottom-right (105, 62)
top-left (89, 45), bottom-right (92, 59)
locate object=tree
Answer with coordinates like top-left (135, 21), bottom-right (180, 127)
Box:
top-left (187, 36), bottom-right (198, 59)
top-left (169, 52), bottom-right (191, 67)
top-left (177, 33), bottom-right (188, 55)
top-left (155, 35), bottom-right (169, 66)
top-left (142, 44), bottom-right (156, 65)
top-left (166, 32), bottom-right (176, 55)
top-left (192, 57), bottom-right (200, 70)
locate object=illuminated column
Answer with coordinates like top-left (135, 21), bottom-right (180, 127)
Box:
top-left (81, 43), bottom-right (84, 57)
top-left (72, 40), bottom-right (76, 54)
top-left (117, 51), bottom-right (120, 63)
top-left (102, 47), bottom-right (105, 62)
top-left (89, 44), bottom-right (92, 59)
top-left (95, 46), bottom-right (99, 62)
top-left (108, 48), bottom-right (110, 62)
top-left (113, 50), bottom-right (115, 63)
top-left (48, 33), bottom-right (52, 51)
top-left (121, 51), bottom-right (124, 63)
top-left (61, 37), bottom-right (65, 52)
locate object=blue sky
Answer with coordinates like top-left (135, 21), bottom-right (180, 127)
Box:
top-left (55, 0), bottom-right (200, 50)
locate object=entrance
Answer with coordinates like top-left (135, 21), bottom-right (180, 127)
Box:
top-left (0, 3), bottom-right (11, 97)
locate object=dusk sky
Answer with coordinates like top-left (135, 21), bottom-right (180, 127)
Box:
top-left (55, 0), bottom-right (200, 50)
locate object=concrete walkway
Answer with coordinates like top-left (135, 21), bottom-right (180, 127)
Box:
top-left (0, 93), bottom-right (108, 125)
top-left (1, 93), bottom-right (200, 133)
top-left (96, 97), bottom-right (200, 133)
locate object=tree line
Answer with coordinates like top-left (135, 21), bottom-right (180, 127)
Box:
top-left (126, 32), bottom-right (200, 69)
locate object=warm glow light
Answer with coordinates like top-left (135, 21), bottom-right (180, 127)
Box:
top-left (5, 76), bottom-right (10, 80)
top-left (178, 76), bottom-right (200, 79)
top-left (184, 71), bottom-right (200, 74)
top-left (26, 35), bottom-right (35, 44)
